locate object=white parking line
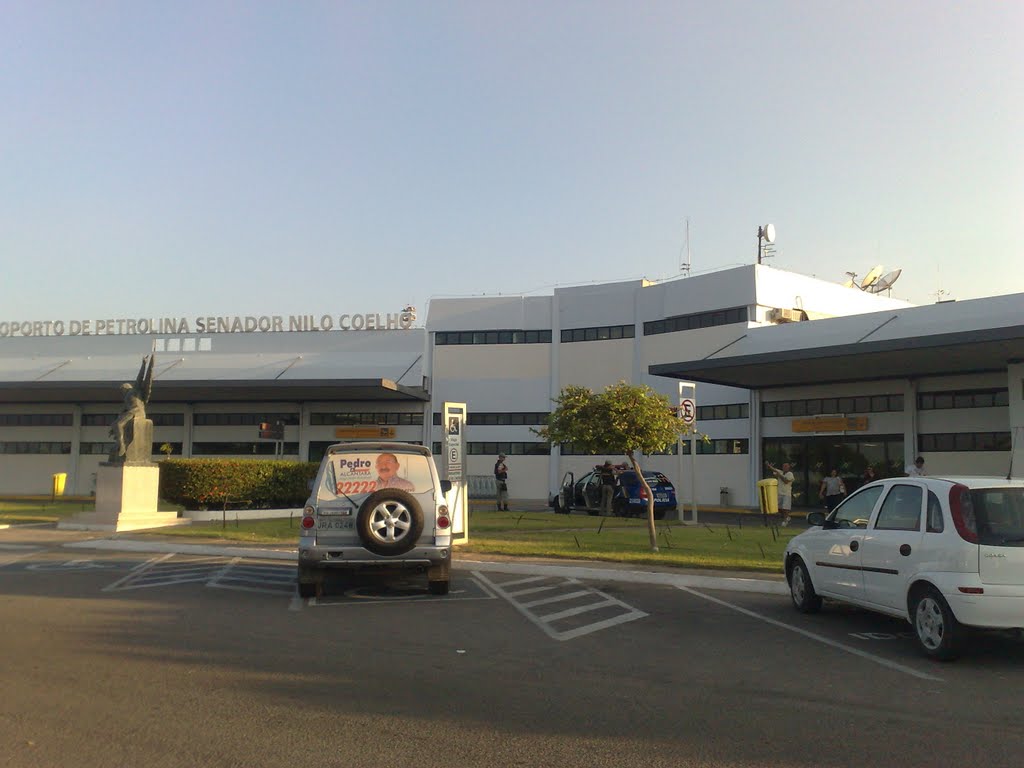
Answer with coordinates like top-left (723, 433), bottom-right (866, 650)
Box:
top-left (676, 586), bottom-right (944, 682)
top-left (476, 572), bottom-right (648, 641)
top-left (0, 545), bottom-right (43, 568)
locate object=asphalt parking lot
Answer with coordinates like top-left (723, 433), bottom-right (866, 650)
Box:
top-left (2, 530), bottom-right (1023, 768)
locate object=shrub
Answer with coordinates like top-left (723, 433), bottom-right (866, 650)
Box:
top-left (159, 458), bottom-right (318, 509)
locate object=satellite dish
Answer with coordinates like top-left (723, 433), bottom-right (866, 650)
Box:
top-left (859, 265), bottom-right (885, 291)
top-left (866, 269), bottom-right (902, 294)
top-left (841, 278), bottom-right (856, 289)
top-left (761, 224), bottom-right (776, 244)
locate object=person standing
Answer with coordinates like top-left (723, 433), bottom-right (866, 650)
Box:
top-left (494, 454), bottom-right (509, 511)
top-left (818, 468), bottom-right (847, 512)
top-left (862, 465), bottom-right (877, 485)
top-left (765, 461), bottom-right (795, 526)
top-left (906, 456), bottom-right (927, 477)
top-left (596, 460), bottom-right (617, 516)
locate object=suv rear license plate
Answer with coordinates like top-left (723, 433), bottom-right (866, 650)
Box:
top-left (317, 518), bottom-right (354, 530)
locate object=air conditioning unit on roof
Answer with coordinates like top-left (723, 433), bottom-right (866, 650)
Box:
top-left (767, 308), bottom-right (805, 324)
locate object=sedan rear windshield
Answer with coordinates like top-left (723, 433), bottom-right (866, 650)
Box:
top-left (970, 488), bottom-right (1024, 546)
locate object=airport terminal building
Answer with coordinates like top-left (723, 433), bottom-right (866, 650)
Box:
top-left (2, 264), bottom-right (1022, 509)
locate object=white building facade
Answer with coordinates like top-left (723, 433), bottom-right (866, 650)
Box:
top-left (2, 265), bottom-right (1021, 509)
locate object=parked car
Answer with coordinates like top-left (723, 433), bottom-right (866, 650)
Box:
top-left (297, 442), bottom-right (453, 598)
top-left (784, 475), bottom-right (1024, 660)
top-left (550, 467), bottom-right (677, 519)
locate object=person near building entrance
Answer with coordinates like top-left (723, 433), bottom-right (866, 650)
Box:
top-left (494, 454), bottom-right (509, 511)
top-left (819, 468), bottom-right (847, 512)
top-left (862, 465), bottom-right (877, 485)
top-left (765, 461), bottom-right (795, 526)
top-left (906, 456), bottom-right (927, 477)
top-left (596, 460), bottom-right (617, 516)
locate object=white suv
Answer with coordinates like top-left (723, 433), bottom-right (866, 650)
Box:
top-left (297, 442), bottom-right (453, 598)
top-left (784, 476), bottom-right (1024, 660)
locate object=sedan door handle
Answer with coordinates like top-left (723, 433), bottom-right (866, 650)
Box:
top-left (849, 540), bottom-right (859, 552)
top-left (899, 544), bottom-right (912, 556)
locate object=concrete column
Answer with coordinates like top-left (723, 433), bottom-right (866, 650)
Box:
top-left (1008, 364), bottom-right (1024, 478)
top-left (298, 401), bottom-right (310, 462)
top-left (903, 379), bottom-right (918, 473)
top-left (548, 291), bottom-right (561, 498)
top-left (182, 403), bottom-right (193, 458)
top-left (69, 404), bottom-right (82, 494)
top-left (748, 389), bottom-right (762, 507)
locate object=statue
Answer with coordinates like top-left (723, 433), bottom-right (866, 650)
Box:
top-left (108, 355), bottom-right (155, 464)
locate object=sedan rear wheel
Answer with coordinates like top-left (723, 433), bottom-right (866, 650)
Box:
top-left (911, 586), bottom-right (965, 661)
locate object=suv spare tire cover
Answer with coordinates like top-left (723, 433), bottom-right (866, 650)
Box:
top-left (356, 489), bottom-right (425, 556)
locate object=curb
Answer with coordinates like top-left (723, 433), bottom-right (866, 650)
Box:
top-left (63, 538), bottom-right (789, 596)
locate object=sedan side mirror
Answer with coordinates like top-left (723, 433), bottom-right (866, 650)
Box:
top-left (440, 480), bottom-right (452, 494)
top-left (806, 511), bottom-right (827, 527)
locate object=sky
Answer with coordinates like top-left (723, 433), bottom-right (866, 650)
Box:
top-left (2, 1), bottom-right (1021, 326)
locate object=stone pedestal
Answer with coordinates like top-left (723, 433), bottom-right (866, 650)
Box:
top-left (59, 463), bottom-right (187, 532)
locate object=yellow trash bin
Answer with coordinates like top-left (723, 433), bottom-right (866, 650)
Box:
top-left (52, 472), bottom-right (67, 498)
top-left (756, 478), bottom-right (778, 516)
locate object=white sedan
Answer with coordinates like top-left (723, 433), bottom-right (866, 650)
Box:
top-left (784, 475), bottom-right (1024, 660)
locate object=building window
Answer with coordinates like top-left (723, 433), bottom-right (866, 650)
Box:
top-left (80, 441), bottom-right (116, 455)
top-left (0, 413), bottom-right (73, 427)
top-left (560, 324), bottom-right (635, 343)
top-left (696, 439), bottom-right (749, 455)
top-left (762, 395), bottom-right (903, 417)
top-left (644, 307), bottom-right (748, 336)
top-left (696, 403), bottom-right (749, 421)
top-left (918, 389), bottom-right (1009, 410)
top-left (0, 441), bottom-right (72, 454)
top-left (193, 413), bottom-right (301, 427)
top-left (466, 442), bottom-right (551, 456)
top-left (435, 329), bottom-right (552, 345)
top-left (191, 442), bottom-right (300, 456)
top-left (918, 432), bottom-right (1011, 452)
top-left (559, 443), bottom-right (679, 456)
top-left (311, 412), bottom-right (423, 426)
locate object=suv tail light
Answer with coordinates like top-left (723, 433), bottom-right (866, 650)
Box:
top-left (948, 483), bottom-right (978, 543)
top-left (437, 504), bottom-right (451, 530)
top-left (301, 506), bottom-right (316, 531)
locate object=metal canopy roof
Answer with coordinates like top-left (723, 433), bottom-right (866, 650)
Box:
top-left (649, 293), bottom-right (1024, 390)
top-left (0, 331), bottom-right (429, 403)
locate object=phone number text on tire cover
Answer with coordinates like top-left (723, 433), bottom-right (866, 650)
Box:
top-left (335, 481), bottom-right (377, 494)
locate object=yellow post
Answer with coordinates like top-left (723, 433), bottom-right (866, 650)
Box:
top-left (52, 472), bottom-right (67, 500)
top-left (756, 478), bottom-right (778, 526)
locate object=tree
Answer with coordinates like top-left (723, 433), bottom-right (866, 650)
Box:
top-left (537, 382), bottom-right (701, 552)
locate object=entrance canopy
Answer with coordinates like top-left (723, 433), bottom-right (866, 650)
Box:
top-left (0, 330), bottom-right (429, 403)
top-left (650, 293), bottom-right (1024, 389)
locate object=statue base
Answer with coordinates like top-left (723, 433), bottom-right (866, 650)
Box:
top-left (59, 463), bottom-right (188, 532)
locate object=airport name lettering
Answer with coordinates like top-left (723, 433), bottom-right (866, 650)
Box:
top-left (0, 313), bottom-right (414, 338)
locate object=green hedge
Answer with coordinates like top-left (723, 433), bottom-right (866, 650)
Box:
top-left (159, 459), bottom-right (319, 510)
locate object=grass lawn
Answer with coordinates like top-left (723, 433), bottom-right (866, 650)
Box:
top-left (461, 510), bottom-right (795, 573)
top-left (0, 497), bottom-right (182, 525)
top-left (129, 508), bottom-right (795, 574)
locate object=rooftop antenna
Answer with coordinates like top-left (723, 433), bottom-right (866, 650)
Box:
top-left (680, 217), bottom-right (691, 276)
top-left (842, 271), bottom-right (860, 289)
top-left (757, 224), bottom-right (775, 265)
top-left (866, 269), bottom-right (902, 294)
top-left (859, 264), bottom-right (885, 292)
